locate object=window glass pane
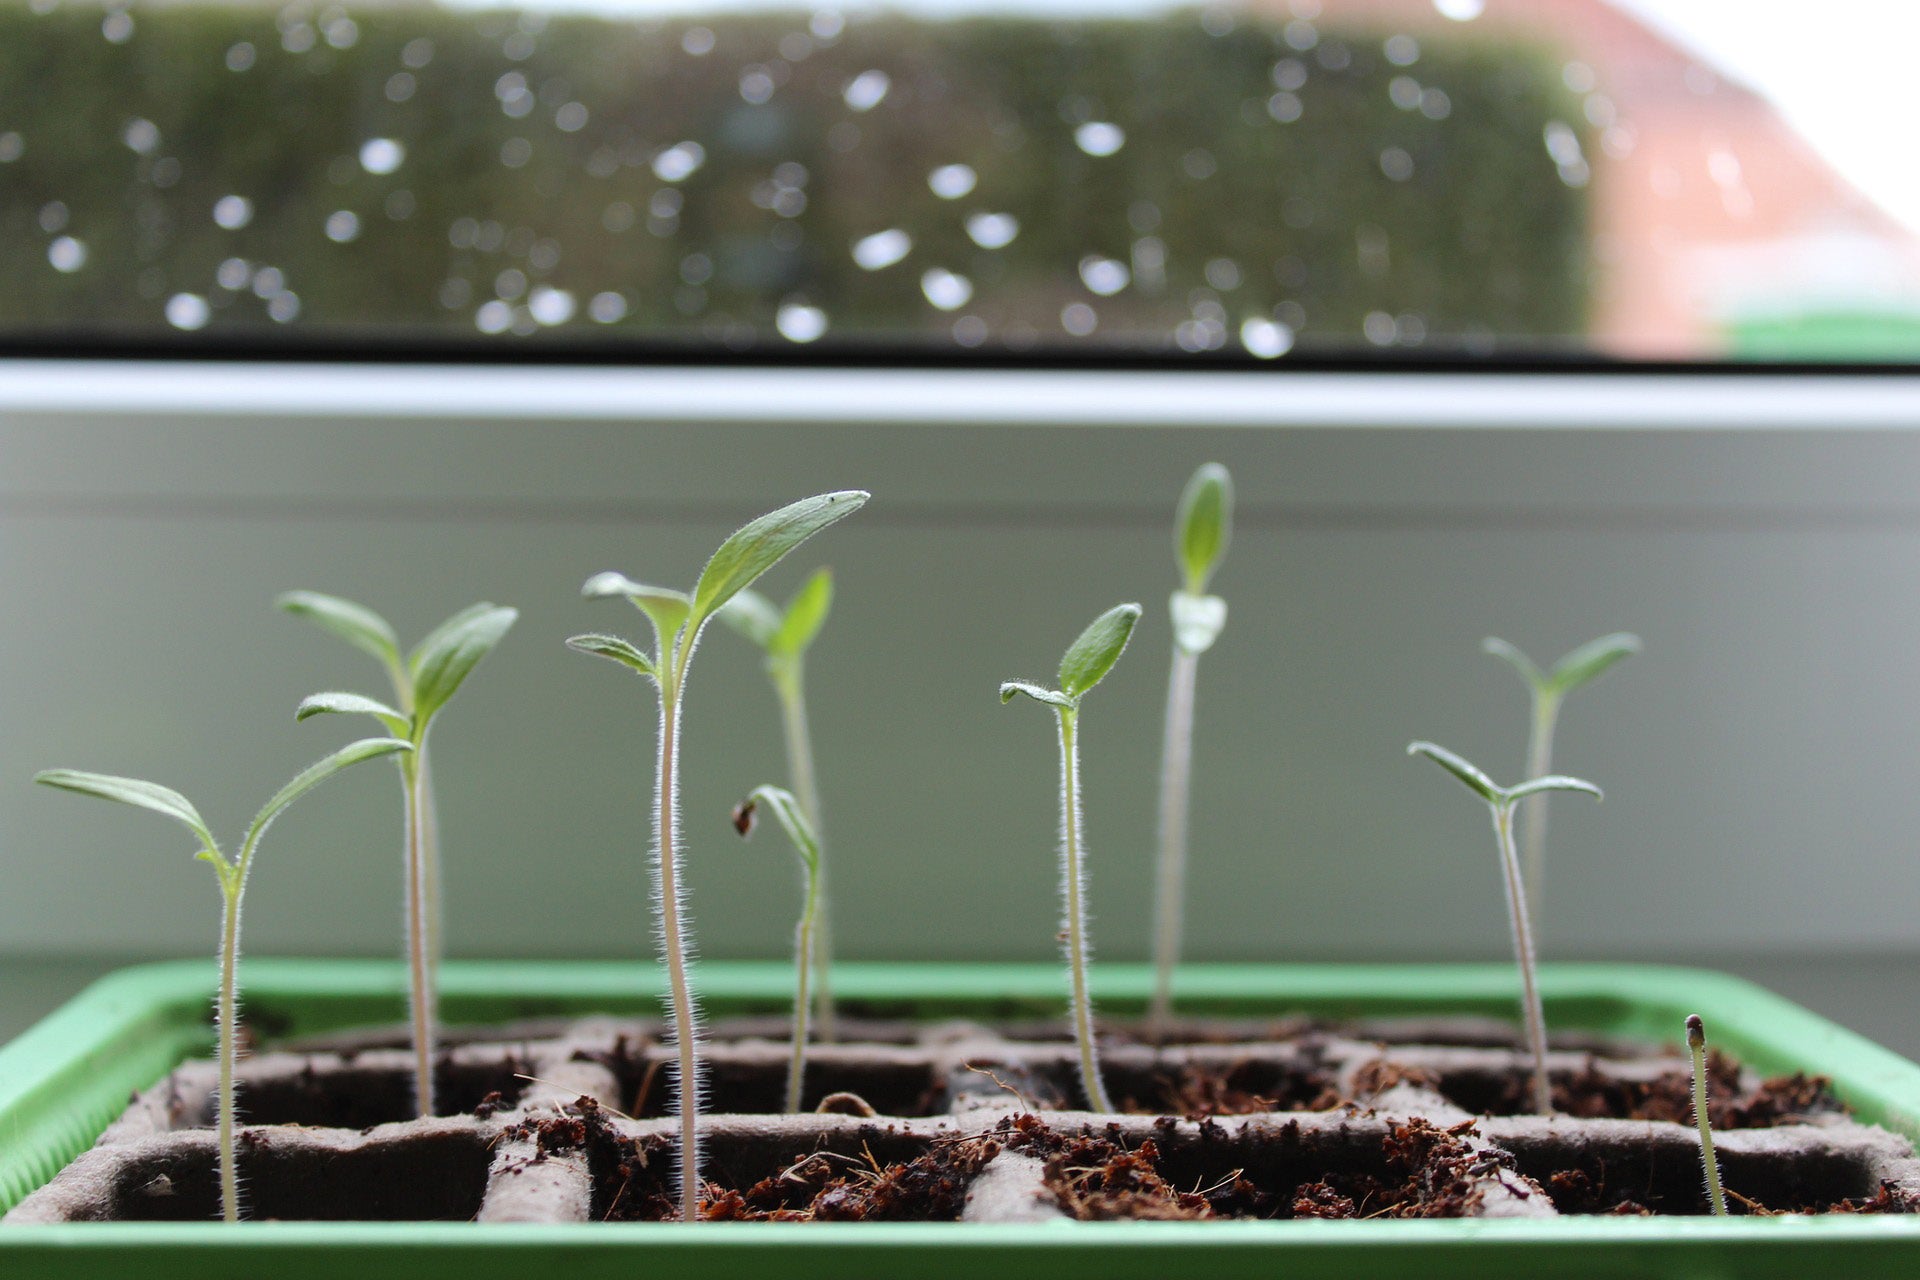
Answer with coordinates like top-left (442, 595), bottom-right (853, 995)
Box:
top-left (0, 0), bottom-right (1911, 362)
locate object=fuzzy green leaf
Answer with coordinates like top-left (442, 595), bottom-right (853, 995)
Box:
top-left (582, 573), bottom-right (692, 647)
top-left (738, 784), bottom-right (821, 876)
top-left (1000, 680), bottom-right (1077, 711)
top-left (408, 603), bottom-right (504, 679)
top-left (34, 768), bottom-right (217, 850)
top-left (1482, 636), bottom-right (1546, 691)
top-left (410, 605), bottom-right (517, 724)
top-left (566, 632), bottom-right (658, 678)
top-left (277, 591), bottom-right (402, 671)
top-left (243, 737), bottom-right (413, 855)
top-left (1175, 464), bottom-right (1233, 595)
top-left (1170, 592), bottom-right (1228, 656)
top-left (296, 691), bottom-right (411, 738)
top-left (771, 567), bottom-right (834, 658)
top-left (1507, 774), bottom-right (1604, 804)
top-left (717, 589), bottom-right (783, 649)
top-left (1407, 741), bottom-right (1501, 805)
top-left (1547, 632), bottom-right (1642, 697)
top-left (1057, 603), bottom-right (1142, 698)
top-left (688, 492), bottom-right (869, 633)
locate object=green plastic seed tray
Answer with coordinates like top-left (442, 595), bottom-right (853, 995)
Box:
top-left (4, 959), bottom-right (1920, 1278)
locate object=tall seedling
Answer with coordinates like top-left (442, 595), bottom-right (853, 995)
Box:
top-left (1407, 741), bottom-right (1601, 1114)
top-left (1148, 463), bottom-right (1231, 1033)
top-left (279, 593), bottom-right (518, 1115)
top-left (1482, 632), bottom-right (1638, 933)
top-left (719, 568), bottom-right (839, 1037)
top-left (732, 785), bottom-right (822, 1115)
top-left (1003, 602), bottom-right (1142, 1114)
top-left (568, 490), bottom-right (868, 1222)
top-left (36, 738), bottom-right (412, 1222)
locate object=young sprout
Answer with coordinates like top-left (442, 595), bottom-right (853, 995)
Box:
top-left (732, 785), bottom-right (821, 1115)
top-left (1002, 602), bottom-right (1142, 1114)
top-left (1482, 632), bottom-right (1639, 933)
top-left (719, 568), bottom-right (839, 1038)
top-left (279, 593), bottom-right (518, 1116)
top-left (567, 490), bottom-right (868, 1222)
top-left (35, 738), bottom-right (412, 1222)
top-left (1148, 463), bottom-right (1232, 1034)
top-left (1687, 1013), bottom-right (1729, 1216)
top-left (1406, 741), bottom-right (1601, 1115)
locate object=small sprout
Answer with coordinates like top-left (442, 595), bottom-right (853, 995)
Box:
top-left (1150, 464), bottom-right (1232, 1032)
top-left (36, 738), bottom-right (412, 1222)
top-left (1407, 741), bottom-right (1602, 1115)
top-left (1483, 632), bottom-right (1639, 934)
top-left (282, 593), bottom-right (518, 1116)
top-left (733, 785), bottom-right (821, 1115)
top-left (1688, 1013), bottom-right (1729, 1216)
top-left (569, 490), bottom-right (867, 1222)
top-left (719, 567), bottom-right (840, 1037)
top-left (1003, 602), bottom-right (1142, 1113)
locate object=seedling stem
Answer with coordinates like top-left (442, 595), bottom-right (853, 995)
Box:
top-left (1688, 1013), bottom-right (1729, 1215)
top-left (734, 785), bottom-right (822, 1114)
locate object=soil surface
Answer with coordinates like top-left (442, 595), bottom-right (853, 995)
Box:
top-left (1465, 1052), bottom-right (1842, 1127)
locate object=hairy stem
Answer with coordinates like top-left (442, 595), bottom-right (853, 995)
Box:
top-left (1519, 692), bottom-right (1561, 934)
top-left (419, 745), bottom-right (442, 1043)
top-left (1493, 802), bottom-right (1551, 1115)
top-left (786, 874), bottom-right (818, 1114)
top-left (776, 665), bottom-right (834, 1042)
top-left (216, 883), bottom-right (242, 1223)
top-left (1057, 710), bottom-right (1113, 1113)
top-left (402, 755), bottom-right (436, 1117)
top-left (1148, 646), bottom-right (1199, 1034)
top-left (1690, 1022), bottom-right (1728, 1215)
top-left (655, 690), bottom-right (703, 1222)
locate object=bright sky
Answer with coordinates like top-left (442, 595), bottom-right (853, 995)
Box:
top-left (443, 0), bottom-right (1920, 233)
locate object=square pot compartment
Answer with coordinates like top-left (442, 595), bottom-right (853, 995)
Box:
top-left (4, 959), bottom-right (1920, 1277)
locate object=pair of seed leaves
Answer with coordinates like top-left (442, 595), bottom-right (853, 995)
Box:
top-left (567, 491), bottom-right (868, 684)
top-left (1172, 463), bottom-right (1231, 657)
top-left (1407, 741), bottom-right (1602, 811)
top-left (1483, 632), bottom-right (1641, 701)
top-left (1002, 602), bottom-right (1143, 713)
top-left (35, 596), bottom-right (520, 883)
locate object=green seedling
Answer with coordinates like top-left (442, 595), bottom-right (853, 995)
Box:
top-left (1003, 602), bottom-right (1142, 1114)
top-left (1482, 631), bottom-right (1639, 934)
top-left (568, 490), bottom-right (868, 1222)
top-left (1148, 463), bottom-right (1232, 1033)
top-left (279, 592), bottom-right (518, 1117)
top-left (1406, 741), bottom-right (1601, 1115)
top-left (719, 567), bottom-right (839, 1038)
top-left (1687, 1013), bottom-right (1729, 1215)
top-left (731, 785), bottom-right (822, 1115)
top-left (35, 738), bottom-right (412, 1222)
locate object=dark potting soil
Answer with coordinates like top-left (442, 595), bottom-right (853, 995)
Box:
top-left (1445, 1050), bottom-right (1843, 1128)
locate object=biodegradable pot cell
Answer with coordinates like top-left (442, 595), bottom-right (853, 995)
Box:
top-left (4, 960), bottom-right (1920, 1278)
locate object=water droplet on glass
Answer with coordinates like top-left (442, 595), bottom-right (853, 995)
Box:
top-left (251, 266), bottom-right (284, 298)
top-left (213, 195), bottom-right (252, 230)
top-left (1390, 75), bottom-right (1423, 110)
top-left (165, 293), bottom-right (211, 331)
top-left (1562, 61), bottom-right (1597, 94)
top-left (1268, 93), bottom-right (1303, 124)
top-left (324, 17), bottom-right (358, 50)
top-left (1433, 0), bottom-right (1483, 19)
top-left (496, 268), bottom-right (529, 300)
top-left (1074, 122), bottom-right (1125, 157)
top-left (740, 68), bottom-right (775, 105)
top-left (1272, 59), bottom-right (1308, 92)
top-left (268, 292), bottom-right (300, 323)
top-left (1061, 302), bottom-right (1097, 336)
top-left (1384, 34), bottom-right (1419, 66)
top-left (386, 72), bottom-right (416, 103)
top-left (360, 138), bottom-right (405, 175)
top-left (500, 137), bottom-right (533, 168)
top-left (966, 212), bottom-right (1018, 249)
top-left (810, 10), bottom-right (844, 40)
top-left (101, 11), bottom-right (134, 44)
top-left (589, 291), bottom-right (628, 324)
top-left (1240, 317), bottom-right (1294, 359)
top-left (652, 141), bottom-right (706, 183)
top-left (928, 164), bottom-right (977, 199)
top-left (776, 303), bottom-right (828, 343)
top-left (555, 102), bottom-right (589, 132)
top-left (952, 314), bottom-right (988, 347)
top-left (1205, 258), bottom-right (1241, 291)
top-left (529, 286), bottom-right (575, 326)
top-left (38, 202), bottom-right (68, 234)
top-left (920, 268), bottom-right (972, 311)
top-left (283, 24), bottom-right (314, 54)
top-left (1421, 88), bottom-right (1452, 120)
top-left (325, 210), bottom-right (360, 243)
top-left (1078, 255), bottom-right (1130, 296)
top-left (1380, 148), bottom-right (1414, 181)
top-left (852, 228), bottom-right (911, 270)
top-left (1182, 149), bottom-right (1216, 180)
top-left (1283, 19), bottom-right (1318, 51)
top-left (123, 118), bottom-right (159, 155)
top-left (402, 37), bottom-right (434, 68)
top-left (843, 69), bottom-right (890, 112)
top-left (682, 26), bottom-right (716, 56)
top-left (226, 42), bottom-right (255, 72)
top-left (475, 300), bottom-right (513, 334)
top-left (0, 133), bottom-right (21, 163)
top-left (1363, 311), bottom-right (1398, 346)
top-left (216, 257), bottom-right (250, 290)
top-left (47, 236), bottom-right (86, 273)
